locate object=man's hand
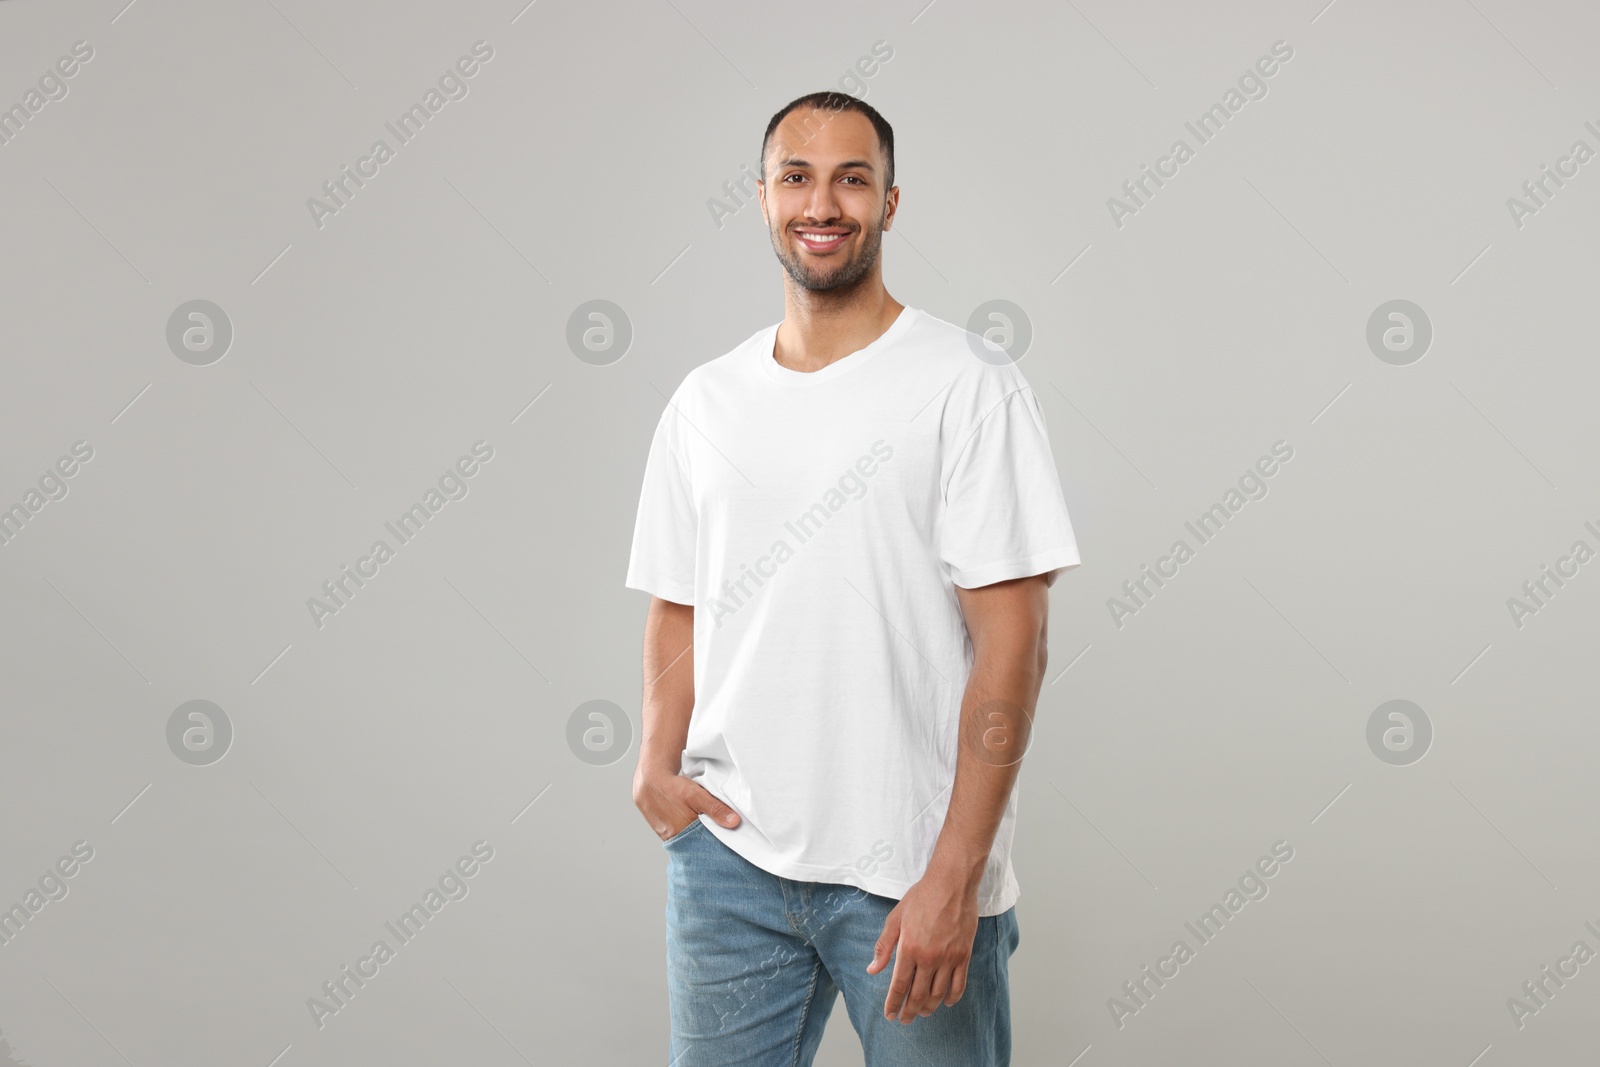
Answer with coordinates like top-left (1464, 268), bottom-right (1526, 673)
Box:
top-left (863, 573), bottom-right (1050, 1024)
top-left (633, 766), bottom-right (742, 841)
top-left (634, 597), bottom-right (735, 842)
top-left (866, 867), bottom-right (980, 1023)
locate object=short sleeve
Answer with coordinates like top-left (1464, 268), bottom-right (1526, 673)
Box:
top-left (625, 404), bottom-right (698, 605)
top-left (941, 386), bottom-right (1080, 589)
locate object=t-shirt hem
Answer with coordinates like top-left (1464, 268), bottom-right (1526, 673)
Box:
top-left (700, 821), bottom-right (1021, 918)
top-left (624, 574), bottom-right (695, 606)
top-left (948, 545), bottom-right (1082, 590)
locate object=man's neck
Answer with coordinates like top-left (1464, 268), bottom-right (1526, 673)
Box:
top-left (775, 281), bottom-right (906, 374)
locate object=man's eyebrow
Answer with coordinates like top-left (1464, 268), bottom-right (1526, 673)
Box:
top-left (773, 157), bottom-right (877, 173)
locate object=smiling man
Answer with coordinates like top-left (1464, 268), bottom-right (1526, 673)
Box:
top-left (626, 90), bottom-right (1081, 1066)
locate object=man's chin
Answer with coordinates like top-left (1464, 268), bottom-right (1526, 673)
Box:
top-left (785, 258), bottom-right (864, 293)
top-left (796, 273), bottom-right (848, 292)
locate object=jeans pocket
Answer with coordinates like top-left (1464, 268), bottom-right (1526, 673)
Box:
top-left (662, 816), bottom-right (705, 846)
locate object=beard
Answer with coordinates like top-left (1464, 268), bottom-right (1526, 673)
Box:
top-left (769, 210), bottom-right (886, 293)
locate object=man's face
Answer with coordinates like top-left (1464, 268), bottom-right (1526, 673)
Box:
top-left (759, 108), bottom-right (896, 293)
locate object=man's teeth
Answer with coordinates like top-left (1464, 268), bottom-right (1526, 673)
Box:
top-left (799, 232), bottom-right (845, 243)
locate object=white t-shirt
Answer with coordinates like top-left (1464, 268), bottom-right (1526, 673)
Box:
top-left (625, 306), bottom-right (1080, 916)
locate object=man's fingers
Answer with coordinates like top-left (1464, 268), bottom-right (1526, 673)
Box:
top-left (867, 909), bottom-right (901, 976)
top-left (642, 777), bottom-right (741, 838)
top-left (642, 781), bottom-right (692, 839)
top-left (883, 952), bottom-right (913, 1021)
top-left (899, 960), bottom-right (935, 1022)
top-left (690, 783), bottom-right (741, 827)
top-left (921, 964), bottom-right (952, 1016)
top-left (944, 960), bottom-right (969, 1006)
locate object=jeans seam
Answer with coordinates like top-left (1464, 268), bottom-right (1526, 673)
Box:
top-left (992, 915), bottom-right (1002, 1003)
top-left (789, 957), bottom-right (824, 1067)
top-left (993, 912), bottom-right (1013, 1065)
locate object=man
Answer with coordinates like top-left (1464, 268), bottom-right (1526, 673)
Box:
top-left (626, 90), bottom-right (1080, 1066)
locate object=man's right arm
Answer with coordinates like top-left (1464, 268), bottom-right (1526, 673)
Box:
top-left (632, 597), bottom-right (742, 840)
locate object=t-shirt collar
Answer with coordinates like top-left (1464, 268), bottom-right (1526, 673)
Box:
top-left (757, 306), bottom-right (919, 386)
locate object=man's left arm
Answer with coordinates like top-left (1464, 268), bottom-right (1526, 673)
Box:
top-left (867, 569), bottom-right (1056, 1023)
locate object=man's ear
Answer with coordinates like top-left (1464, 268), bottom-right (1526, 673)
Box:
top-left (882, 185), bottom-right (899, 231)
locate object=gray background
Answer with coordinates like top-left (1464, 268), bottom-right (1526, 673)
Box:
top-left (2, 0), bottom-right (1597, 1064)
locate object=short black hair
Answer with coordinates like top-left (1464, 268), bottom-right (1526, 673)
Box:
top-left (760, 91), bottom-right (895, 190)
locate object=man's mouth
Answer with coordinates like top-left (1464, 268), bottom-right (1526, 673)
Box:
top-left (793, 228), bottom-right (851, 252)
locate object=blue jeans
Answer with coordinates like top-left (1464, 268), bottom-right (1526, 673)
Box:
top-left (664, 818), bottom-right (1019, 1066)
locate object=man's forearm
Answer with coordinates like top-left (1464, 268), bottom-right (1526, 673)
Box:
top-left (926, 579), bottom-right (1051, 895)
top-left (636, 598), bottom-right (695, 779)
